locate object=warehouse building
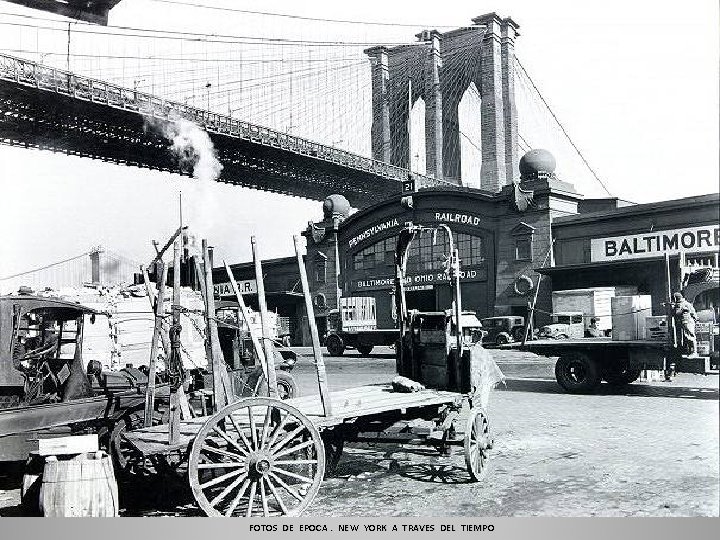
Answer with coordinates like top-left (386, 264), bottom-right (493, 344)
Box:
top-left (211, 149), bottom-right (718, 344)
top-left (545, 194), bottom-right (719, 317)
top-left (299, 151), bottom-right (719, 337)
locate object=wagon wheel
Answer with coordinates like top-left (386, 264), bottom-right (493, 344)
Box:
top-left (188, 397), bottom-right (325, 517)
top-left (109, 409), bottom-right (164, 477)
top-left (464, 408), bottom-right (491, 482)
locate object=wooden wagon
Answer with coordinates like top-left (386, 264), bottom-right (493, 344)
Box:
top-left (121, 234), bottom-right (493, 516)
top-left (123, 383), bottom-right (490, 516)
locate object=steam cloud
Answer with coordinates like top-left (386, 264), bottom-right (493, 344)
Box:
top-left (144, 116), bottom-right (223, 182)
top-left (144, 116), bottom-right (223, 240)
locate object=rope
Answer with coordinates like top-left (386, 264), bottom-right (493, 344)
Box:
top-left (533, 307), bottom-right (655, 318)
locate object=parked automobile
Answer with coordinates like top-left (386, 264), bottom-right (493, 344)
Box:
top-left (480, 316), bottom-right (526, 346)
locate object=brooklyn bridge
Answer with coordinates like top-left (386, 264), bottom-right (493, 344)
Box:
top-left (0, 3), bottom-right (602, 208)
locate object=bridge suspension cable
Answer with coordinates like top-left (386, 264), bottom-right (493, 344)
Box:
top-left (0, 13), bottom-right (430, 47)
top-left (0, 252), bottom-right (91, 281)
top-left (147, 0), bottom-right (479, 29)
top-left (1, 5), bottom-right (618, 199)
top-left (514, 57), bottom-right (614, 197)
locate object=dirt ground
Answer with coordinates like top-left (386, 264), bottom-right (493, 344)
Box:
top-left (1, 348), bottom-right (717, 517)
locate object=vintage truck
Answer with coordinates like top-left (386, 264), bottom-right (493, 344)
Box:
top-left (324, 297), bottom-right (400, 356)
top-left (505, 304), bottom-right (718, 393)
top-left (0, 293), bottom-right (152, 461)
top-left (537, 312), bottom-right (585, 340)
top-left (214, 300), bottom-right (299, 399)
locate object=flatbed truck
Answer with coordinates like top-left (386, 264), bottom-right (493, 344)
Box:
top-left (324, 296), bottom-right (399, 356)
top-left (503, 337), bottom-right (718, 393)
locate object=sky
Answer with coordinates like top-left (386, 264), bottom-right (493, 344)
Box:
top-left (0, 0), bottom-right (718, 279)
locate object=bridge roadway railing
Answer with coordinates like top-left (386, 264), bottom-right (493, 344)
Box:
top-left (0, 53), bottom-right (447, 190)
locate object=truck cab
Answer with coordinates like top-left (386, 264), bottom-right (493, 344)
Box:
top-left (214, 302), bottom-right (298, 398)
top-left (538, 312), bottom-right (585, 340)
top-left (0, 293), bottom-right (99, 408)
top-left (452, 311), bottom-right (486, 347)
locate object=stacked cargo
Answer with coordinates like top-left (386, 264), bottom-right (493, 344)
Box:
top-left (340, 297), bottom-right (378, 331)
top-left (696, 323), bottom-right (714, 356)
top-left (644, 316), bottom-right (670, 342)
top-left (52, 285), bottom-right (207, 370)
top-left (611, 295), bottom-right (653, 341)
top-left (551, 286), bottom-right (638, 332)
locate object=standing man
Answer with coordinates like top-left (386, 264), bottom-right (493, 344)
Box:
top-left (671, 292), bottom-right (698, 357)
top-left (585, 317), bottom-right (604, 338)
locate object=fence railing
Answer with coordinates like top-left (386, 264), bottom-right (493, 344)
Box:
top-left (0, 53), bottom-right (447, 188)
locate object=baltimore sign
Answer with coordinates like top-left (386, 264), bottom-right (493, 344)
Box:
top-left (591, 225), bottom-right (720, 262)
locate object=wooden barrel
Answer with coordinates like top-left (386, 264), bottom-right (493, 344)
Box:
top-left (39, 452), bottom-right (119, 517)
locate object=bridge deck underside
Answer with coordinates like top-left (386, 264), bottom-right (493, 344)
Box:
top-left (0, 81), bottom-right (398, 207)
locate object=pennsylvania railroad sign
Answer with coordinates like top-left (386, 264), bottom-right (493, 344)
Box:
top-left (590, 225), bottom-right (720, 261)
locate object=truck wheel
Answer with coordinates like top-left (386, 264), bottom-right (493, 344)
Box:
top-left (357, 345), bottom-right (373, 356)
top-left (326, 334), bottom-right (345, 356)
top-left (603, 365), bottom-right (642, 386)
top-left (495, 334), bottom-right (510, 346)
top-left (249, 370), bottom-right (299, 400)
top-left (274, 371), bottom-right (299, 400)
top-left (555, 353), bottom-right (601, 394)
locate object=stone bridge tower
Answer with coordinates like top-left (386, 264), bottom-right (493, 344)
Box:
top-left (365, 13), bottom-right (519, 192)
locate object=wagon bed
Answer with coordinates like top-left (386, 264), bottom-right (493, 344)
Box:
top-left (123, 384), bottom-right (461, 456)
top-left (121, 382), bottom-right (488, 517)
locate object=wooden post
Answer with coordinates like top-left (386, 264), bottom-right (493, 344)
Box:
top-left (192, 256), bottom-right (212, 363)
top-left (452, 245), bottom-right (463, 391)
top-left (202, 240), bottom-right (231, 411)
top-left (251, 237), bottom-right (278, 399)
top-left (144, 261), bottom-right (168, 427)
top-left (168, 238), bottom-right (182, 443)
top-left (665, 252), bottom-right (677, 350)
top-left (142, 265), bottom-right (191, 421)
top-left (293, 235), bottom-right (332, 416)
top-left (142, 265), bottom-right (170, 355)
top-left (223, 261), bottom-right (268, 383)
top-left (522, 240), bottom-right (554, 346)
top-left (150, 226), bottom-right (187, 266)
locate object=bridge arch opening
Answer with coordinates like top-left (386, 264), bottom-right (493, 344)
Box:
top-left (409, 96), bottom-right (427, 175)
top-left (458, 82), bottom-right (483, 188)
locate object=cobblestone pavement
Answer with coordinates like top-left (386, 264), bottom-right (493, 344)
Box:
top-left (0, 349), bottom-right (717, 517)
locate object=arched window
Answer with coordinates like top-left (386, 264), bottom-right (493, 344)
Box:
top-left (351, 231), bottom-right (485, 272)
top-left (409, 96), bottom-right (427, 175)
top-left (458, 82), bottom-right (483, 187)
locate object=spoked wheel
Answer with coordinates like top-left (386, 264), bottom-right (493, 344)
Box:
top-left (188, 397), bottom-right (325, 517)
top-left (464, 408), bottom-right (491, 482)
top-left (110, 409), bottom-right (164, 478)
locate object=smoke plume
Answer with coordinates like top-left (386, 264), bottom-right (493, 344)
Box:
top-left (145, 117), bottom-right (223, 182)
top-left (144, 116), bottom-right (223, 239)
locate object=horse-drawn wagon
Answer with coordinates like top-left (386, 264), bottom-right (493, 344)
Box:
top-left (120, 225), bottom-right (500, 516)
